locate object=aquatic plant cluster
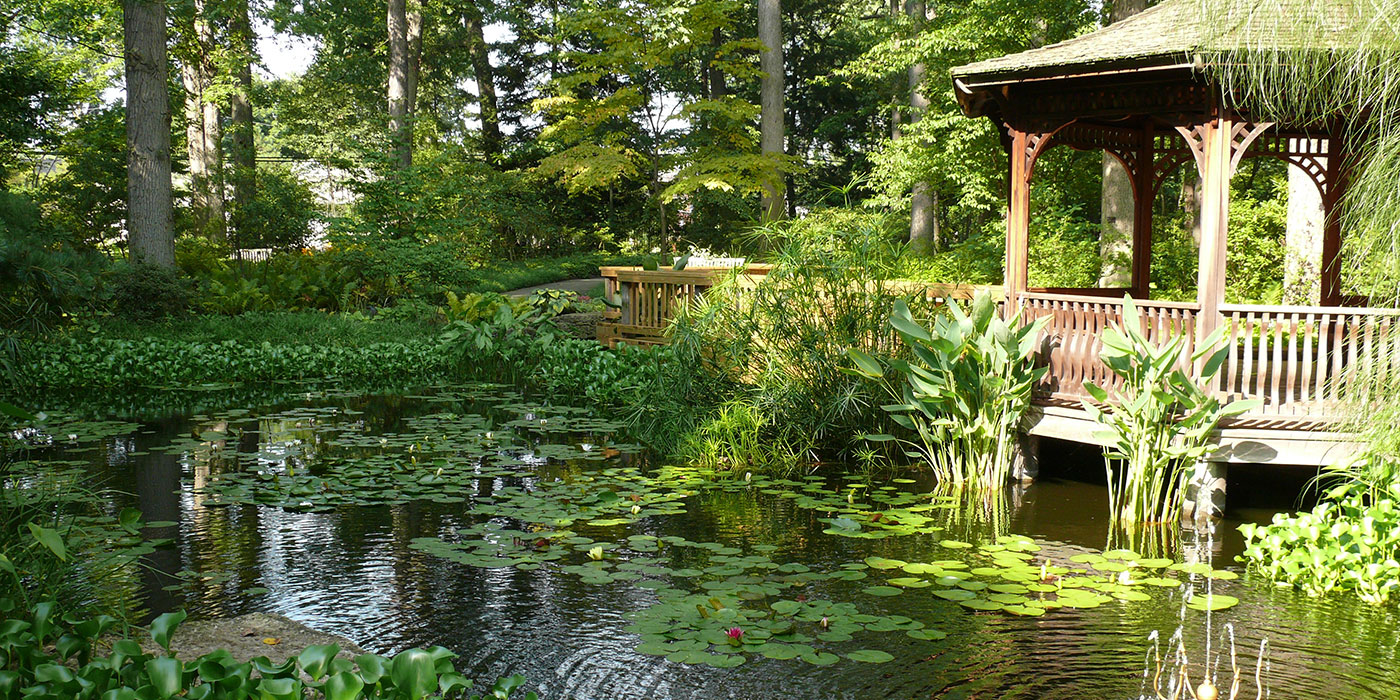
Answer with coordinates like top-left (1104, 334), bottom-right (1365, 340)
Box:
top-left (0, 600), bottom-right (536, 700)
top-left (1240, 486), bottom-right (1400, 604)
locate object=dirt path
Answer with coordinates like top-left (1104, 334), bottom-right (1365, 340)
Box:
top-left (506, 277), bottom-right (604, 297)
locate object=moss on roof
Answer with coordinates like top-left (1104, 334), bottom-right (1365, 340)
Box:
top-left (952, 0), bottom-right (1360, 84)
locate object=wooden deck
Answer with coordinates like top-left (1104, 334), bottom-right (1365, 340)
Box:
top-left (1018, 290), bottom-right (1396, 465)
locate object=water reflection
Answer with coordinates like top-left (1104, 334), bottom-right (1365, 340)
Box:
top-left (38, 386), bottom-right (1400, 699)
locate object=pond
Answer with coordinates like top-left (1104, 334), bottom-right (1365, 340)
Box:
top-left (18, 383), bottom-right (1400, 699)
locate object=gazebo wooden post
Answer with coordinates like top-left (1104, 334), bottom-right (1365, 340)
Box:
top-left (1195, 115), bottom-right (1233, 336)
top-left (1006, 127), bottom-right (1032, 306)
top-left (1130, 123), bottom-right (1155, 298)
top-left (1320, 132), bottom-right (1345, 306)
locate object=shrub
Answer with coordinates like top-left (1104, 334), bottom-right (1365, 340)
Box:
top-left (235, 165), bottom-right (320, 250)
top-left (109, 264), bottom-right (191, 321)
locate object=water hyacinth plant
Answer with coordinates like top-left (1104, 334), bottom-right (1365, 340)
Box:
top-left (0, 599), bottom-right (537, 700)
top-left (848, 291), bottom-right (1048, 488)
top-left (1082, 298), bottom-right (1259, 526)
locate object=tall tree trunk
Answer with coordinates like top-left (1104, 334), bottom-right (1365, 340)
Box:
top-left (757, 0), bottom-right (785, 222)
top-left (1098, 0), bottom-right (1147, 286)
top-left (182, 0), bottom-right (225, 242)
top-left (124, 0), bottom-right (174, 267)
top-left (406, 0), bottom-right (422, 118)
top-left (907, 0), bottom-right (937, 253)
top-left (708, 27), bottom-right (728, 99)
top-left (229, 0), bottom-right (256, 247)
top-left (465, 1), bottom-right (502, 161)
top-left (889, 0), bottom-right (901, 139)
top-left (387, 0), bottom-right (412, 169)
top-left (1284, 162), bottom-right (1325, 305)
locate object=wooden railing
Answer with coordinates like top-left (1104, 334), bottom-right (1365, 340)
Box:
top-left (1018, 291), bottom-right (1400, 422)
top-left (597, 265), bottom-right (773, 346)
top-left (1215, 304), bottom-right (1400, 416)
top-left (1018, 292), bottom-right (1200, 402)
top-left (597, 266), bottom-right (1002, 347)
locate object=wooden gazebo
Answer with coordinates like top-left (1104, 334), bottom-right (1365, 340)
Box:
top-left (951, 0), bottom-right (1393, 478)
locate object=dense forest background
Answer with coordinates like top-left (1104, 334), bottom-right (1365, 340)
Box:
top-left (1, 0), bottom-right (1306, 335)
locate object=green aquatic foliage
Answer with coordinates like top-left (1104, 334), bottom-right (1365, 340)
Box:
top-left (678, 399), bottom-right (812, 475)
top-left (1240, 478), bottom-right (1400, 605)
top-left (443, 292), bottom-right (530, 324)
top-left (534, 339), bottom-right (667, 410)
top-left (1082, 298), bottom-right (1259, 525)
top-left (668, 221), bottom-right (936, 462)
top-left (2, 408), bottom-right (174, 611)
top-left (15, 335), bottom-right (449, 390)
top-left (0, 599), bottom-right (536, 700)
top-left (848, 291), bottom-right (1048, 488)
top-left (14, 383), bottom-right (1247, 675)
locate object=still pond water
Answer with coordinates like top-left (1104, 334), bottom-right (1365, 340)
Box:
top-left (27, 383), bottom-right (1400, 699)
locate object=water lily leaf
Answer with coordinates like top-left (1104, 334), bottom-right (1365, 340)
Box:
top-left (847, 650), bottom-right (895, 664)
top-left (906, 629), bottom-right (947, 640)
top-left (1002, 604), bottom-right (1047, 617)
top-left (758, 643), bottom-right (802, 660)
top-left (886, 577), bottom-right (930, 588)
top-left (800, 651), bottom-right (840, 666)
top-left (862, 586), bottom-right (902, 597)
top-left (959, 599), bottom-right (1003, 611)
top-left (932, 589), bottom-right (976, 602)
top-left (863, 557), bottom-right (906, 570)
top-left (1186, 594), bottom-right (1239, 611)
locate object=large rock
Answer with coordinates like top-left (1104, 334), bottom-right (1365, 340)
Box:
top-left (147, 613), bottom-right (366, 664)
top-left (551, 311), bottom-right (602, 340)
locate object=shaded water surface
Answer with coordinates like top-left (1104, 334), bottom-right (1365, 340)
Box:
top-left (32, 384), bottom-right (1400, 699)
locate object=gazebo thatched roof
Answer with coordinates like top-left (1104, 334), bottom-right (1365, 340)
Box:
top-left (952, 0), bottom-right (1361, 90)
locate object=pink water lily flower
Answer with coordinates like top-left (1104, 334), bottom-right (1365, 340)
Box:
top-left (726, 627), bottom-right (744, 645)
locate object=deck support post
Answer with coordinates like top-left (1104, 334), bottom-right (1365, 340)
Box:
top-left (1011, 432), bottom-right (1040, 483)
top-left (1182, 460), bottom-right (1226, 523)
top-left (1320, 134), bottom-right (1345, 306)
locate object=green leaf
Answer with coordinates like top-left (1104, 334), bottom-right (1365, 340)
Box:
top-left (325, 672), bottom-right (366, 700)
top-left (298, 643), bottom-right (340, 680)
top-left (390, 648), bottom-right (437, 700)
top-left (355, 654), bottom-right (390, 685)
top-left (145, 657), bottom-right (183, 699)
top-left (26, 523), bottom-right (67, 561)
top-left (846, 348), bottom-right (884, 378)
top-left (149, 610), bottom-right (187, 652)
